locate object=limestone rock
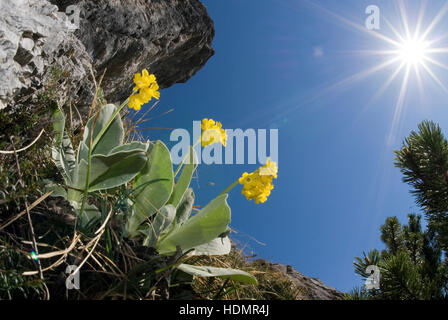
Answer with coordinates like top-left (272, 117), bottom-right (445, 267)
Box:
top-left (0, 0), bottom-right (93, 111)
top-left (0, 0), bottom-right (214, 112)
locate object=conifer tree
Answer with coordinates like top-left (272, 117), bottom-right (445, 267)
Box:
top-left (395, 120), bottom-right (448, 251)
top-left (350, 214), bottom-right (447, 299)
top-left (350, 120), bottom-right (448, 300)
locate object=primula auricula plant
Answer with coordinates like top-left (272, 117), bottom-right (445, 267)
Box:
top-left (46, 69), bottom-right (278, 287)
top-left (128, 69), bottom-right (160, 111)
top-left (200, 118), bottom-right (227, 147)
top-left (238, 158), bottom-right (278, 204)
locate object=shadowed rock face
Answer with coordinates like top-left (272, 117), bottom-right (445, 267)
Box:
top-left (0, 0), bottom-right (214, 111)
top-left (49, 0), bottom-right (215, 105)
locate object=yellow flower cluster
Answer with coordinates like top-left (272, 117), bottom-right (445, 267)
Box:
top-left (201, 118), bottom-right (227, 147)
top-left (238, 158), bottom-right (278, 204)
top-left (128, 69), bottom-right (160, 111)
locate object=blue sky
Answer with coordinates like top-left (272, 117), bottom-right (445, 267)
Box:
top-left (142, 0), bottom-right (448, 292)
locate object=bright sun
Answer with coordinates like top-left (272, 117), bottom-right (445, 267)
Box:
top-left (397, 38), bottom-right (429, 66)
top-left (321, 0), bottom-right (448, 100)
top-left (325, 1), bottom-right (448, 143)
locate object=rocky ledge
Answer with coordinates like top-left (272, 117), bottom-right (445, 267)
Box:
top-left (256, 259), bottom-right (346, 300)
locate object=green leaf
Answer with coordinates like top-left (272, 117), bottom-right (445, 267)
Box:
top-left (70, 159), bottom-right (88, 191)
top-left (66, 160), bottom-right (86, 207)
top-left (177, 264), bottom-right (257, 285)
top-left (88, 149), bottom-right (147, 191)
top-left (70, 201), bottom-right (101, 229)
top-left (77, 141), bottom-right (89, 164)
top-left (110, 141), bottom-right (149, 154)
top-left (42, 179), bottom-right (67, 198)
top-left (128, 141), bottom-right (174, 234)
top-left (52, 108), bottom-right (65, 145)
top-left (192, 236), bottom-right (231, 256)
top-left (168, 147), bottom-right (198, 208)
top-left (156, 194), bottom-right (231, 255)
top-left (83, 104), bottom-right (124, 156)
top-left (51, 108), bottom-right (76, 184)
top-left (67, 188), bottom-right (83, 205)
top-left (175, 188), bottom-right (195, 224)
top-left (142, 205), bottom-right (176, 247)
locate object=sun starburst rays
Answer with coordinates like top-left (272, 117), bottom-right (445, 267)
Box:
top-left (379, 1), bottom-right (448, 93)
top-left (259, 1), bottom-right (448, 143)
top-left (374, 1), bottom-right (448, 143)
top-left (316, 0), bottom-right (448, 144)
top-left (303, 0), bottom-right (448, 101)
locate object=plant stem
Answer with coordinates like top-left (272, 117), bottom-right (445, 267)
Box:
top-left (79, 94), bottom-right (132, 221)
top-left (78, 117), bottom-right (95, 228)
top-left (219, 180), bottom-right (239, 196)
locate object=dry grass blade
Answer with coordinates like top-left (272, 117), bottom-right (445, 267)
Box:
top-left (0, 129), bottom-right (45, 154)
top-left (0, 191), bottom-right (53, 231)
top-left (33, 234), bottom-right (81, 260)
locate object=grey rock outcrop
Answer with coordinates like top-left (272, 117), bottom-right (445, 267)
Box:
top-left (0, 0), bottom-right (214, 112)
top-left (256, 259), bottom-right (346, 300)
top-left (49, 0), bottom-right (215, 105)
top-left (0, 0), bottom-right (93, 111)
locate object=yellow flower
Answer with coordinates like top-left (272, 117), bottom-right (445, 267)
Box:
top-left (129, 69), bottom-right (160, 110)
top-left (238, 159), bottom-right (277, 204)
top-left (201, 118), bottom-right (227, 147)
top-left (133, 69), bottom-right (156, 90)
top-left (149, 82), bottom-right (160, 100)
top-left (138, 87), bottom-right (153, 104)
top-left (129, 94), bottom-right (144, 111)
top-left (238, 172), bottom-right (257, 188)
top-left (259, 158), bottom-right (278, 178)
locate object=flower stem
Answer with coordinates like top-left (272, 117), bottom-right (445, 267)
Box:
top-left (79, 93), bottom-right (132, 222)
top-left (219, 180), bottom-right (239, 196)
top-left (79, 119), bottom-right (95, 227)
